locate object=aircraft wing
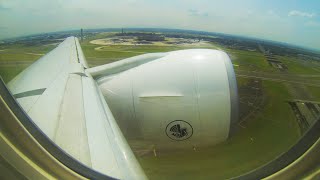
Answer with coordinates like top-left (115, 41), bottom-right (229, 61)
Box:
top-left (7, 37), bottom-right (147, 180)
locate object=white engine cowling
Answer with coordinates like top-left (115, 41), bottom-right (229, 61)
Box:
top-left (97, 49), bottom-right (238, 150)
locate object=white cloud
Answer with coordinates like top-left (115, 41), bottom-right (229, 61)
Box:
top-left (305, 21), bottom-right (320, 27)
top-left (266, 10), bottom-right (280, 18)
top-left (288, 10), bottom-right (316, 18)
top-left (188, 9), bottom-right (209, 17)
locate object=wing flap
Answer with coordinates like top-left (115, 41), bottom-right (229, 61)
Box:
top-left (53, 74), bottom-right (91, 167)
top-left (82, 75), bottom-right (121, 178)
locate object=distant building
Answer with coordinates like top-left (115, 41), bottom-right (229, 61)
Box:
top-left (137, 34), bottom-right (165, 41)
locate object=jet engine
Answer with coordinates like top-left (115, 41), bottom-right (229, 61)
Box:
top-left (95, 49), bottom-right (238, 150)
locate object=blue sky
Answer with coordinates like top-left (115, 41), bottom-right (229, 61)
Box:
top-left (0, 0), bottom-right (319, 50)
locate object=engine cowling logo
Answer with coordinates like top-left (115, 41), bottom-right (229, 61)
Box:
top-left (166, 120), bottom-right (193, 141)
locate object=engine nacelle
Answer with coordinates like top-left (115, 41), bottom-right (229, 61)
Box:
top-left (97, 49), bottom-right (238, 150)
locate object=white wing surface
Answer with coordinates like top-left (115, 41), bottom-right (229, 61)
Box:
top-left (8, 37), bottom-right (146, 180)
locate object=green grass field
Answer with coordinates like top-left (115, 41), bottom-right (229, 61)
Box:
top-left (305, 86), bottom-right (320, 101)
top-left (226, 49), bottom-right (272, 72)
top-left (276, 55), bottom-right (320, 75)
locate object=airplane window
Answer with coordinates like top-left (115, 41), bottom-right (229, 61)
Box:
top-left (0, 1), bottom-right (319, 179)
